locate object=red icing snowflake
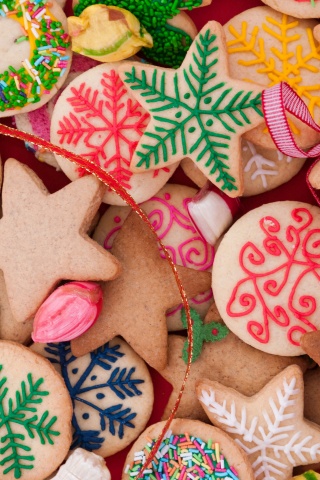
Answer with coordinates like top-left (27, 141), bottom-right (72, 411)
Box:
top-left (227, 208), bottom-right (320, 346)
top-left (57, 69), bottom-right (150, 188)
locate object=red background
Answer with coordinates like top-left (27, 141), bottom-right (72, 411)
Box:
top-left (0, 0), bottom-right (317, 477)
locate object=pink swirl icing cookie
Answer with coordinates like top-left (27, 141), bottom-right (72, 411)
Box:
top-left (213, 201), bottom-right (320, 356)
top-left (50, 63), bottom-right (178, 206)
top-left (93, 184), bottom-right (215, 330)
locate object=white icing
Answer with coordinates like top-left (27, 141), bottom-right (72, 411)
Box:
top-left (244, 141), bottom-right (278, 188)
top-left (52, 449), bottom-right (111, 480)
top-left (199, 376), bottom-right (320, 480)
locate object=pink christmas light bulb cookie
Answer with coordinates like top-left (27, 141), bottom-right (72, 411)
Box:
top-left (32, 281), bottom-right (103, 343)
top-left (50, 63), bottom-right (178, 206)
top-left (93, 184), bottom-right (217, 331)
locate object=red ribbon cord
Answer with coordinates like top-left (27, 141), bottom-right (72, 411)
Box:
top-left (0, 123), bottom-right (194, 478)
top-left (262, 82), bottom-right (320, 205)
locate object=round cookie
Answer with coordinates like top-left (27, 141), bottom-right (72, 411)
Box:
top-left (50, 63), bottom-right (178, 206)
top-left (181, 139), bottom-right (306, 196)
top-left (212, 201), bottom-right (320, 356)
top-left (0, 341), bottom-right (72, 480)
top-left (122, 419), bottom-right (254, 479)
top-left (14, 54), bottom-right (99, 169)
top-left (0, 0), bottom-right (72, 117)
top-left (261, 0), bottom-right (320, 19)
top-left (224, 7), bottom-right (320, 150)
top-left (93, 184), bottom-right (215, 330)
top-left (32, 337), bottom-right (154, 457)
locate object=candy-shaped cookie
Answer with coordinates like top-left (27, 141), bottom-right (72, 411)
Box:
top-left (51, 63), bottom-right (178, 206)
top-left (261, 0), bottom-right (320, 19)
top-left (224, 7), bottom-right (320, 150)
top-left (122, 419), bottom-right (254, 479)
top-left (93, 184), bottom-right (215, 330)
top-left (50, 449), bottom-right (111, 479)
top-left (32, 337), bottom-right (153, 457)
top-left (0, 0), bottom-right (72, 117)
top-left (213, 201), bottom-right (320, 356)
top-left (0, 341), bottom-right (72, 480)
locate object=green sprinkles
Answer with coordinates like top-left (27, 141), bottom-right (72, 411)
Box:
top-left (125, 431), bottom-right (241, 479)
top-left (73, 0), bottom-right (202, 68)
top-left (0, 0), bottom-right (70, 112)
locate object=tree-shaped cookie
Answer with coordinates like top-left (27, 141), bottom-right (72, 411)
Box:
top-left (119, 21), bottom-right (264, 197)
top-left (0, 341), bottom-right (72, 480)
top-left (197, 365), bottom-right (320, 480)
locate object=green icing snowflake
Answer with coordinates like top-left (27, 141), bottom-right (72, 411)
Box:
top-left (0, 366), bottom-right (59, 479)
top-left (120, 23), bottom-right (264, 194)
top-left (73, 0), bottom-right (203, 67)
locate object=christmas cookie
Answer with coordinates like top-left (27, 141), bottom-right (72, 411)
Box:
top-left (51, 63), bottom-right (178, 206)
top-left (198, 365), bottom-right (320, 480)
top-left (14, 53), bottom-right (99, 169)
top-left (50, 449), bottom-right (111, 479)
top-left (0, 159), bottom-right (120, 323)
top-left (181, 140), bottom-right (306, 196)
top-left (224, 7), bottom-right (320, 149)
top-left (72, 0), bottom-right (206, 68)
top-left (32, 337), bottom-right (153, 457)
top-left (93, 184), bottom-right (215, 331)
top-left (119, 21), bottom-right (264, 198)
top-left (212, 201), bottom-right (320, 356)
top-left (0, 341), bottom-right (72, 480)
top-left (261, 0), bottom-right (320, 19)
top-left (0, 0), bottom-right (72, 117)
top-left (71, 212), bottom-right (211, 370)
top-left (160, 303), bottom-right (310, 421)
top-left (122, 419), bottom-right (254, 479)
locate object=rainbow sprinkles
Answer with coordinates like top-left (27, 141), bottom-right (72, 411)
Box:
top-left (0, 0), bottom-right (70, 111)
top-left (126, 431), bottom-right (240, 479)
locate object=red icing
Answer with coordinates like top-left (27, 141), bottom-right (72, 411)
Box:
top-left (212, 328), bottom-right (219, 335)
top-left (57, 69), bottom-right (150, 188)
top-left (226, 208), bottom-right (319, 346)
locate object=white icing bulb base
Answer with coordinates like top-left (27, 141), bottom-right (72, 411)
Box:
top-left (52, 449), bottom-right (111, 480)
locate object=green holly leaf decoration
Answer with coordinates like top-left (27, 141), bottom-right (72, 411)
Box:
top-left (0, 366), bottom-right (59, 479)
top-left (181, 308), bottom-right (229, 363)
top-left (119, 21), bottom-right (264, 196)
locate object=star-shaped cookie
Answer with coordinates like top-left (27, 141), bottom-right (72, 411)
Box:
top-left (71, 211), bottom-right (211, 370)
top-left (160, 304), bottom-right (310, 421)
top-left (197, 365), bottom-right (320, 480)
top-left (0, 159), bottom-right (120, 323)
top-left (119, 21), bottom-right (264, 197)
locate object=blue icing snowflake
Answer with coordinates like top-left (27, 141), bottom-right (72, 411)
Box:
top-left (44, 341), bottom-right (145, 451)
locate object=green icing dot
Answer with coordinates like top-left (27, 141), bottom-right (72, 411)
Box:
top-left (204, 97), bottom-right (212, 104)
top-left (206, 119), bottom-right (213, 127)
top-left (188, 126), bottom-right (196, 133)
top-left (184, 92), bottom-right (191, 99)
top-left (175, 111), bottom-right (182, 118)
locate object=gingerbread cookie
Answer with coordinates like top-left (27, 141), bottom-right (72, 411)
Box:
top-left (160, 303), bottom-right (310, 421)
top-left (0, 0), bottom-right (72, 117)
top-left (51, 63), bottom-right (178, 206)
top-left (181, 140), bottom-right (306, 196)
top-left (32, 337), bottom-right (153, 457)
top-left (261, 0), bottom-right (320, 19)
top-left (198, 365), bottom-right (320, 480)
top-left (224, 7), bottom-right (320, 150)
top-left (0, 341), bottom-right (72, 480)
top-left (212, 201), bottom-right (320, 356)
top-left (93, 184), bottom-right (214, 331)
top-left (119, 21), bottom-right (264, 197)
top-left (0, 159), bottom-right (120, 323)
top-left (71, 211), bottom-right (211, 370)
top-left (122, 419), bottom-right (254, 479)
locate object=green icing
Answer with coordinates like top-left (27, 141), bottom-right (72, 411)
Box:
top-left (123, 29), bottom-right (263, 193)
top-left (82, 30), bottom-right (132, 56)
top-left (0, 366), bottom-right (60, 479)
top-left (304, 472), bottom-right (319, 480)
top-left (73, 0), bottom-right (202, 67)
top-left (181, 308), bottom-right (229, 363)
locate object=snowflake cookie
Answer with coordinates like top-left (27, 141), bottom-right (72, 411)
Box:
top-left (261, 0), bottom-right (320, 19)
top-left (212, 201), bottom-right (320, 356)
top-left (197, 365), bottom-right (320, 480)
top-left (118, 21), bottom-right (264, 198)
top-left (50, 63), bottom-right (178, 206)
top-left (92, 184), bottom-right (215, 331)
top-left (122, 419), bottom-right (254, 479)
top-left (224, 7), bottom-right (320, 150)
top-left (32, 337), bottom-right (153, 458)
top-left (0, 341), bottom-right (72, 480)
